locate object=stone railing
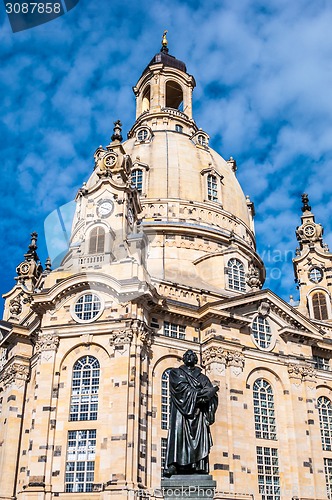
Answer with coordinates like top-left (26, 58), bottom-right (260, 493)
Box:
top-left (161, 107), bottom-right (189, 119)
top-left (79, 254), bottom-right (105, 265)
top-left (141, 199), bottom-right (254, 245)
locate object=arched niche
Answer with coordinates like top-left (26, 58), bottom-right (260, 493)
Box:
top-left (142, 85), bottom-right (150, 112)
top-left (165, 80), bottom-right (183, 110)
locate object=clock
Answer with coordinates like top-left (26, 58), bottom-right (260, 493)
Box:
top-left (309, 267), bottom-right (323, 283)
top-left (97, 199), bottom-right (114, 218)
top-left (304, 225), bottom-right (315, 237)
top-left (103, 153), bottom-right (117, 168)
top-left (20, 262), bottom-right (30, 274)
top-left (127, 208), bottom-right (134, 226)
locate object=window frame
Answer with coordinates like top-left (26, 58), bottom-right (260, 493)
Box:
top-left (200, 167), bottom-right (223, 205)
top-left (324, 457), bottom-right (332, 500)
top-left (65, 429), bottom-right (96, 493)
top-left (253, 379), bottom-right (277, 440)
top-left (207, 174), bottom-right (218, 202)
top-left (256, 446), bottom-right (280, 500)
top-left (161, 369), bottom-right (171, 430)
top-left (131, 168), bottom-right (144, 193)
top-left (163, 321), bottom-right (186, 340)
top-left (227, 258), bottom-right (246, 292)
top-left (88, 226), bottom-right (105, 255)
top-left (251, 315), bottom-right (274, 351)
top-left (69, 355), bottom-right (100, 422)
top-left (318, 396), bottom-right (332, 451)
top-left (307, 288), bottom-right (331, 320)
top-left (71, 292), bottom-right (104, 324)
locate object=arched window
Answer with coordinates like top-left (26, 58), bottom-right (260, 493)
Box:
top-left (253, 379), bottom-right (277, 440)
top-left (142, 85), bottom-right (150, 112)
top-left (132, 169), bottom-right (143, 193)
top-left (318, 396), bottom-right (332, 451)
top-left (252, 316), bottom-right (273, 350)
top-left (312, 292), bottom-right (328, 320)
top-left (89, 227), bottom-right (105, 254)
top-left (198, 134), bottom-right (208, 146)
top-left (161, 369), bottom-right (171, 430)
top-left (228, 258), bottom-right (246, 292)
top-left (165, 81), bottom-right (183, 110)
top-left (207, 174), bottom-right (218, 202)
top-left (70, 356), bottom-right (100, 421)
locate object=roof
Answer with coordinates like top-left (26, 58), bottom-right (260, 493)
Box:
top-left (141, 49), bottom-right (187, 77)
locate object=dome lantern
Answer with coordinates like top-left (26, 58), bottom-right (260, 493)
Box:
top-left (131, 32), bottom-right (196, 128)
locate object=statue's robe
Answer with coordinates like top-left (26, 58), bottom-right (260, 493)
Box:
top-left (166, 364), bottom-right (218, 473)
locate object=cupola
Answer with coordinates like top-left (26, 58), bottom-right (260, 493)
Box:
top-left (130, 31), bottom-right (196, 137)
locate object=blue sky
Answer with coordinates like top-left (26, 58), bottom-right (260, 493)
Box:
top-left (1, 0), bottom-right (332, 306)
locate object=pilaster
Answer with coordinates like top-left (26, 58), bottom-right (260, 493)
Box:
top-left (0, 359), bottom-right (30, 499)
top-left (18, 332), bottom-right (59, 497)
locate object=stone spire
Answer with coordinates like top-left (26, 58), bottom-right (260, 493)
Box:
top-left (293, 194), bottom-right (332, 318)
top-left (14, 233), bottom-right (43, 288)
top-left (111, 120), bottom-right (123, 143)
top-left (295, 193), bottom-right (326, 251)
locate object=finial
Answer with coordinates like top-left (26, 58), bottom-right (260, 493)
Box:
top-left (44, 257), bottom-right (52, 274)
top-left (161, 30), bottom-right (169, 53)
top-left (25, 232), bottom-right (39, 261)
top-left (111, 120), bottom-right (123, 142)
top-left (301, 193), bottom-right (311, 213)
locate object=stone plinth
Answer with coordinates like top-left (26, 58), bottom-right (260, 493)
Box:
top-left (161, 474), bottom-right (216, 500)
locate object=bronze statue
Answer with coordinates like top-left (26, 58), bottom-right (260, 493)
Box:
top-left (164, 349), bottom-right (219, 477)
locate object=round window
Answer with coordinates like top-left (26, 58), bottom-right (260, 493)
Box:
top-left (309, 267), bottom-right (323, 283)
top-left (72, 293), bottom-right (102, 323)
top-left (251, 316), bottom-right (273, 350)
top-left (137, 129), bottom-right (149, 142)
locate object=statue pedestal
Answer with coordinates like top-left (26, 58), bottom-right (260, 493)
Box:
top-left (161, 474), bottom-right (216, 500)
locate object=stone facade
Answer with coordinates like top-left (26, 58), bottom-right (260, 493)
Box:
top-left (1, 41), bottom-right (332, 500)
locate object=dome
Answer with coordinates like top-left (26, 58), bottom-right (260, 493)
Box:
top-left (141, 50), bottom-right (187, 77)
top-left (80, 44), bottom-right (264, 293)
top-left (124, 130), bottom-right (253, 238)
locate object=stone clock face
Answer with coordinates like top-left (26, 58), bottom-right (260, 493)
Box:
top-left (97, 200), bottom-right (114, 218)
top-left (103, 154), bottom-right (117, 168)
top-left (304, 224), bottom-right (315, 237)
top-left (20, 263), bottom-right (30, 274)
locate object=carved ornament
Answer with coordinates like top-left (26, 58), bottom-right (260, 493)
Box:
top-left (288, 363), bottom-right (316, 384)
top-left (109, 329), bottom-right (134, 345)
top-left (202, 347), bottom-right (245, 370)
top-left (0, 362), bottom-right (29, 388)
top-left (35, 333), bottom-right (60, 353)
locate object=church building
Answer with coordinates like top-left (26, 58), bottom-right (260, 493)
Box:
top-left (2, 35), bottom-right (332, 500)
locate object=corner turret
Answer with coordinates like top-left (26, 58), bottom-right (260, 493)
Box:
top-left (293, 194), bottom-right (332, 321)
